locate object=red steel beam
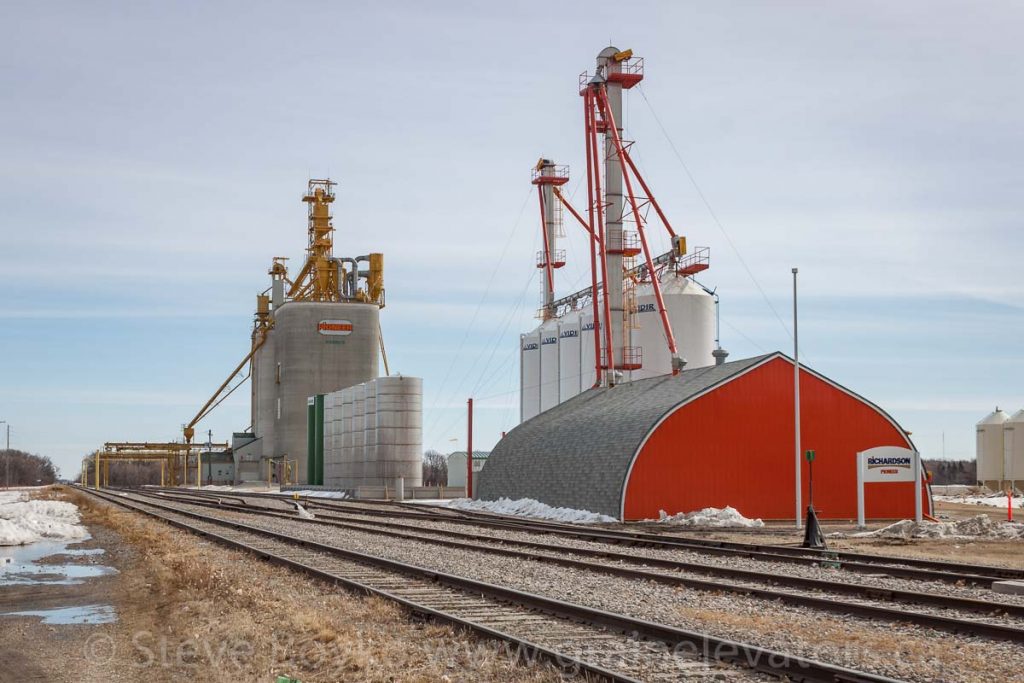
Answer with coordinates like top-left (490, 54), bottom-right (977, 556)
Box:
top-left (582, 91), bottom-right (603, 387)
top-left (596, 86), bottom-right (680, 371)
top-left (586, 88), bottom-right (615, 376)
top-left (553, 187), bottom-right (602, 247)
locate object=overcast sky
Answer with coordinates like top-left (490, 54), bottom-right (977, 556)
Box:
top-left (1, 1), bottom-right (1022, 478)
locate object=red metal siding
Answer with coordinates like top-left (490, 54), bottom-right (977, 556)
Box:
top-left (623, 357), bottom-right (930, 521)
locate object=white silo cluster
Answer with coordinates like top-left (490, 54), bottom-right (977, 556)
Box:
top-left (322, 376), bottom-right (423, 490)
top-left (976, 407), bottom-right (1024, 491)
top-left (520, 273), bottom-right (716, 422)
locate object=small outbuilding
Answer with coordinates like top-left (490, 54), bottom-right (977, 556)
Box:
top-left (477, 353), bottom-right (931, 521)
top-left (447, 451), bottom-right (489, 488)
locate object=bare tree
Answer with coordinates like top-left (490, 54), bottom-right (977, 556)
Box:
top-left (422, 449), bottom-right (448, 487)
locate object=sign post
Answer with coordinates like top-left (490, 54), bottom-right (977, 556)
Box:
top-left (856, 446), bottom-right (921, 528)
top-left (805, 449), bottom-right (816, 508)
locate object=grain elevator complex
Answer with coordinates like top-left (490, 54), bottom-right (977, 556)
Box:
top-left (87, 45), bottom-right (937, 525)
top-left (478, 46), bottom-right (932, 521)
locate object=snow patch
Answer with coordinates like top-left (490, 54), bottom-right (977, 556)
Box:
top-left (294, 504), bottom-right (315, 520)
top-left (285, 489), bottom-right (349, 500)
top-left (653, 506), bottom-right (765, 528)
top-left (0, 491), bottom-right (88, 546)
top-left (853, 515), bottom-right (1024, 540)
top-left (449, 497), bottom-right (617, 524)
top-left (934, 494), bottom-right (1023, 510)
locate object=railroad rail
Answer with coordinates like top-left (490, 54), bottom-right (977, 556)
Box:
top-left (77, 485), bottom-right (905, 683)
top-left (120, 487), bottom-right (1024, 644)
top-left (154, 486), bottom-right (1024, 585)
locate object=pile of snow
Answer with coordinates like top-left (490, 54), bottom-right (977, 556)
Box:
top-left (934, 493), bottom-right (1023, 509)
top-left (854, 515), bottom-right (1024, 540)
top-left (283, 489), bottom-right (349, 499)
top-left (448, 497), bottom-right (617, 524)
top-left (0, 491), bottom-right (88, 546)
top-left (653, 506), bottom-right (765, 528)
top-left (294, 504), bottom-right (316, 520)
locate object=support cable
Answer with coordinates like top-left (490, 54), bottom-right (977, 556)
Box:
top-left (636, 85), bottom-right (794, 342)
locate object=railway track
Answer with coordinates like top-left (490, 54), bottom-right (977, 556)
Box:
top-left (120, 487), bottom-right (1024, 644)
top-left (77, 485), bottom-right (906, 683)
top-left (156, 486), bottom-right (1024, 585)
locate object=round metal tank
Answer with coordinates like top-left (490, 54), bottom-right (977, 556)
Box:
top-left (632, 275), bottom-right (715, 379)
top-left (362, 381), bottom-right (379, 485)
top-left (539, 319), bottom-right (560, 413)
top-left (580, 311), bottom-right (597, 390)
top-left (976, 408), bottom-right (1009, 489)
top-left (1003, 409), bottom-right (1024, 488)
top-left (351, 383), bottom-right (366, 485)
top-left (339, 387), bottom-right (354, 486)
top-left (520, 330), bottom-right (541, 422)
top-left (268, 301), bottom-right (379, 484)
top-left (375, 376), bottom-right (423, 488)
top-left (558, 312), bottom-right (582, 403)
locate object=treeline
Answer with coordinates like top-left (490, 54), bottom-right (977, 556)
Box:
top-left (422, 449), bottom-right (448, 486)
top-left (1, 449), bottom-right (58, 486)
top-left (923, 459), bottom-right (976, 485)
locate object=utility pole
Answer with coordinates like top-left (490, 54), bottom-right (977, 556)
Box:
top-left (792, 268), bottom-right (802, 529)
top-left (466, 398), bottom-right (474, 499)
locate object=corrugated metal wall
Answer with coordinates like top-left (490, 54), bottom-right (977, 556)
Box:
top-left (623, 357), bottom-right (930, 521)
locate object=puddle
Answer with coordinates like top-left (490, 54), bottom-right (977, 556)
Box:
top-left (1, 604), bottom-right (117, 625)
top-left (0, 538), bottom-right (118, 586)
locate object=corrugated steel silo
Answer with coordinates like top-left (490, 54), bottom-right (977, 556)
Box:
top-left (340, 387), bottom-right (354, 485)
top-left (632, 275), bottom-right (715, 379)
top-left (580, 312), bottom-right (597, 390)
top-left (351, 383), bottom-right (366, 483)
top-left (362, 381), bottom-right (379, 484)
top-left (558, 312), bottom-right (582, 402)
top-left (1003, 409), bottom-right (1024, 488)
top-left (520, 330), bottom-right (541, 422)
top-left (376, 376), bottom-right (424, 488)
top-left (977, 408), bottom-right (1009, 489)
top-left (539, 319), bottom-right (560, 412)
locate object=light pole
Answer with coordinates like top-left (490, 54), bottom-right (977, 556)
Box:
top-left (792, 268), bottom-right (802, 529)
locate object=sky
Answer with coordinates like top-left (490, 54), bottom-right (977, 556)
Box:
top-left (1, 1), bottom-right (1022, 478)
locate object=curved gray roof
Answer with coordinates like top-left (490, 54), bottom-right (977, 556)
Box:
top-left (476, 354), bottom-right (775, 518)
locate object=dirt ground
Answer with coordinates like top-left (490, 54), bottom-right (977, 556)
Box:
top-left (0, 487), bottom-right (560, 683)
top-left (639, 500), bottom-right (1023, 569)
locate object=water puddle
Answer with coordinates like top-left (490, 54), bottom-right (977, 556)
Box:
top-left (1, 604), bottom-right (117, 624)
top-left (0, 538), bottom-right (118, 586)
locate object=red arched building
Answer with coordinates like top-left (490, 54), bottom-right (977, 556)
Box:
top-left (477, 353), bottom-right (931, 522)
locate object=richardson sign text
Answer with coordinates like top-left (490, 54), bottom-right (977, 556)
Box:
top-left (318, 320), bottom-right (353, 336)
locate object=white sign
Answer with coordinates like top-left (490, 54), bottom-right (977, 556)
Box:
top-left (861, 448), bottom-right (916, 483)
top-left (856, 446), bottom-right (921, 527)
top-left (318, 320), bottom-right (353, 336)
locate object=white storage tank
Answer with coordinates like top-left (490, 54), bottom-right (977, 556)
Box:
top-left (539, 319), bottom-right (560, 412)
top-left (351, 384), bottom-right (366, 483)
top-left (375, 376), bottom-right (424, 488)
top-left (1003, 409), bottom-right (1024, 489)
top-left (340, 387), bottom-right (354, 485)
top-left (362, 381), bottom-right (379, 485)
top-left (632, 275), bottom-right (716, 379)
top-left (580, 312), bottom-right (598, 391)
top-left (977, 408), bottom-right (1010, 489)
top-left (558, 312), bottom-right (582, 403)
top-left (520, 330), bottom-right (541, 422)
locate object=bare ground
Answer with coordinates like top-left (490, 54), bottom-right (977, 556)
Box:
top-left (1, 487), bottom-right (561, 683)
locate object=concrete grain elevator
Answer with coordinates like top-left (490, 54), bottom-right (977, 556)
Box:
top-left (235, 179), bottom-right (385, 484)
